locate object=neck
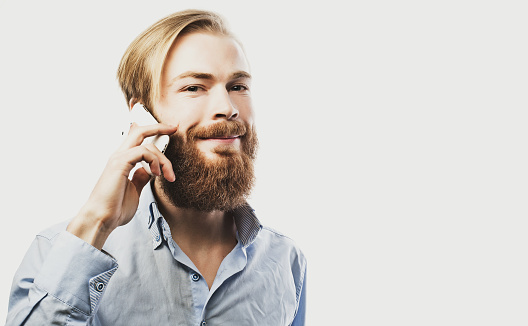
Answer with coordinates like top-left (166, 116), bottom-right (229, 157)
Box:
top-left (152, 179), bottom-right (237, 251)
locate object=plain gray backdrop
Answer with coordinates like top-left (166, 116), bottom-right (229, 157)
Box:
top-left (1, 0), bottom-right (527, 325)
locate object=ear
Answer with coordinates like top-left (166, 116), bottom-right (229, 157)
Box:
top-left (129, 98), bottom-right (140, 111)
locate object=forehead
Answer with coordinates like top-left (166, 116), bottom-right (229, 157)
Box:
top-left (163, 32), bottom-right (250, 81)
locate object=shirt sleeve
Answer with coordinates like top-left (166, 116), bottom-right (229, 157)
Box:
top-left (6, 229), bottom-right (118, 326)
top-left (290, 270), bottom-right (306, 326)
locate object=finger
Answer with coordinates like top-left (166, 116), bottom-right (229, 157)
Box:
top-left (123, 123), bottom-right (177, 149)
top-left (128, 122), bottom-right (178, 135)
top-left (113, 146), bottom-right (161, 177)
top-left (130, 168), bottom-right (151, 196)
top-left (121, 123), bottom-right (178, 150)
top-left (144, 143), bottom-right (175, 182)
top-left (135, 147), bottom-right (162, 176)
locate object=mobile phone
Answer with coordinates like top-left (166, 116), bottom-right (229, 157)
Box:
top-left (129, 103), bottom-right (170, 175)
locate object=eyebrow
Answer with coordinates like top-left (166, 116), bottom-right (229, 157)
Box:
top-left (169, 70), bottom-right (251, 86)
top-left (229, 71), bottom-right (252, 80)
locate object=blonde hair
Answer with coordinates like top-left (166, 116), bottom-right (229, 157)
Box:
top-left (117, 9), bottom-right (232, 111)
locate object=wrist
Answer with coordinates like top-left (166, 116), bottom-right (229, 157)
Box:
top-left (67, 209), bottom-right (115, 250)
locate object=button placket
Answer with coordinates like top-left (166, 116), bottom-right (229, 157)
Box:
top-left (189, 269), bottom-right (209, 322)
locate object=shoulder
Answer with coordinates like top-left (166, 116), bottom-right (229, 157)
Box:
top-left (260, 225), bottom-right (303, 252)
top-left (253, 225), bottom-right (307, 273)
top-left (251, 225), bottom-right (307, 299)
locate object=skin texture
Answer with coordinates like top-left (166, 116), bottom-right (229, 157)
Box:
top-left (67, 32), bottom-right (254, 288)
top-left (154, 32), bottom-right (254, 158)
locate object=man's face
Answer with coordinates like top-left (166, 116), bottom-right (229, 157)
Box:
top-left (154, 32), bottom-right (254, 159)
top-left (153, 32), bottom-right (257, 211)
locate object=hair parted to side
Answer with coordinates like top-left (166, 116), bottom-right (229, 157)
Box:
top-left (117, 9), bottom-right (232, 111)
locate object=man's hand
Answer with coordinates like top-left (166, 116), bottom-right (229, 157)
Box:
top-left (67, 123), bottom-right (178, 250)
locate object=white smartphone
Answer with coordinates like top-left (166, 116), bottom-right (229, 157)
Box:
top-left (129, 103), bottom-right (170, 175)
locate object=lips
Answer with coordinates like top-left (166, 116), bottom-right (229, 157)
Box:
top-left (202, 135), bottom-right (241, 140)
top-left (198, 135), bottom-right (241, 144)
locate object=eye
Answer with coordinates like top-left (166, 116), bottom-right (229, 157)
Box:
top-left (184, 85), bottom-right (201, 92)
top-left (230, 84), bottom-right (249, 92)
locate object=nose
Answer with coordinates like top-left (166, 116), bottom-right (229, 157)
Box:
top-left (212, 88), bottom-right (239, 120)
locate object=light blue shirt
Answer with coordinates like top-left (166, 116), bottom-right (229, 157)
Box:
top-left (6, 183), bottom-right (306, 325)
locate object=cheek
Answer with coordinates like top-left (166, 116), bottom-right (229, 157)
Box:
top-left (155, 100), bottom-right (204, 128)
top-left (234, 97), bottom-right (255, 123)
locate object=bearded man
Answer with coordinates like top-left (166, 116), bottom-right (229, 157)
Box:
top-left (6, 10), bottom-right (306, 326)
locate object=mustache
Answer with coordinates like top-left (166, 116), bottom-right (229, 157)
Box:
top-left (187, 120), bottom-right (247, 140)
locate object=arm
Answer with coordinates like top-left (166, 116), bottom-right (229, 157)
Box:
top-left (6, 231), bottom-right (117, 325)
top-left (291, 273), bottom-right (306, 326)
top-left (67, 123), bottom-right (178, 250)
top-left (6, 123), bottom-right (177, 325)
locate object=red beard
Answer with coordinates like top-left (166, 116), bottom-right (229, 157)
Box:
top-left (158, 120), bottom-right (258, 212)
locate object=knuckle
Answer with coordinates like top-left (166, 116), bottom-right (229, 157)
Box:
top-left (106, 152), bottom-right (126, 170)
top-left (108, 151), bottom-right (123, 164)
top-left (130, 127), bottom-right (146, 139)
top-left (128, 123), bottom-right (142, 136)
top-left (146, 143), bottom-right (160, 153)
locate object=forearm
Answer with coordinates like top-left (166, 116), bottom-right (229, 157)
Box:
top-left (6, 229), bottom-right (118, 325)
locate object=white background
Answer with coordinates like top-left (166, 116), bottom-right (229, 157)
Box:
top-left (0, 0), bottom-right (527, 325)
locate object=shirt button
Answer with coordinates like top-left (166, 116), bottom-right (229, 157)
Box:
top-left (191, 273), bottom-right (200, 282)
top-left (94, 282), bottom-right (105, 292)
top-left (200, 320), bottom-right (207, 326)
